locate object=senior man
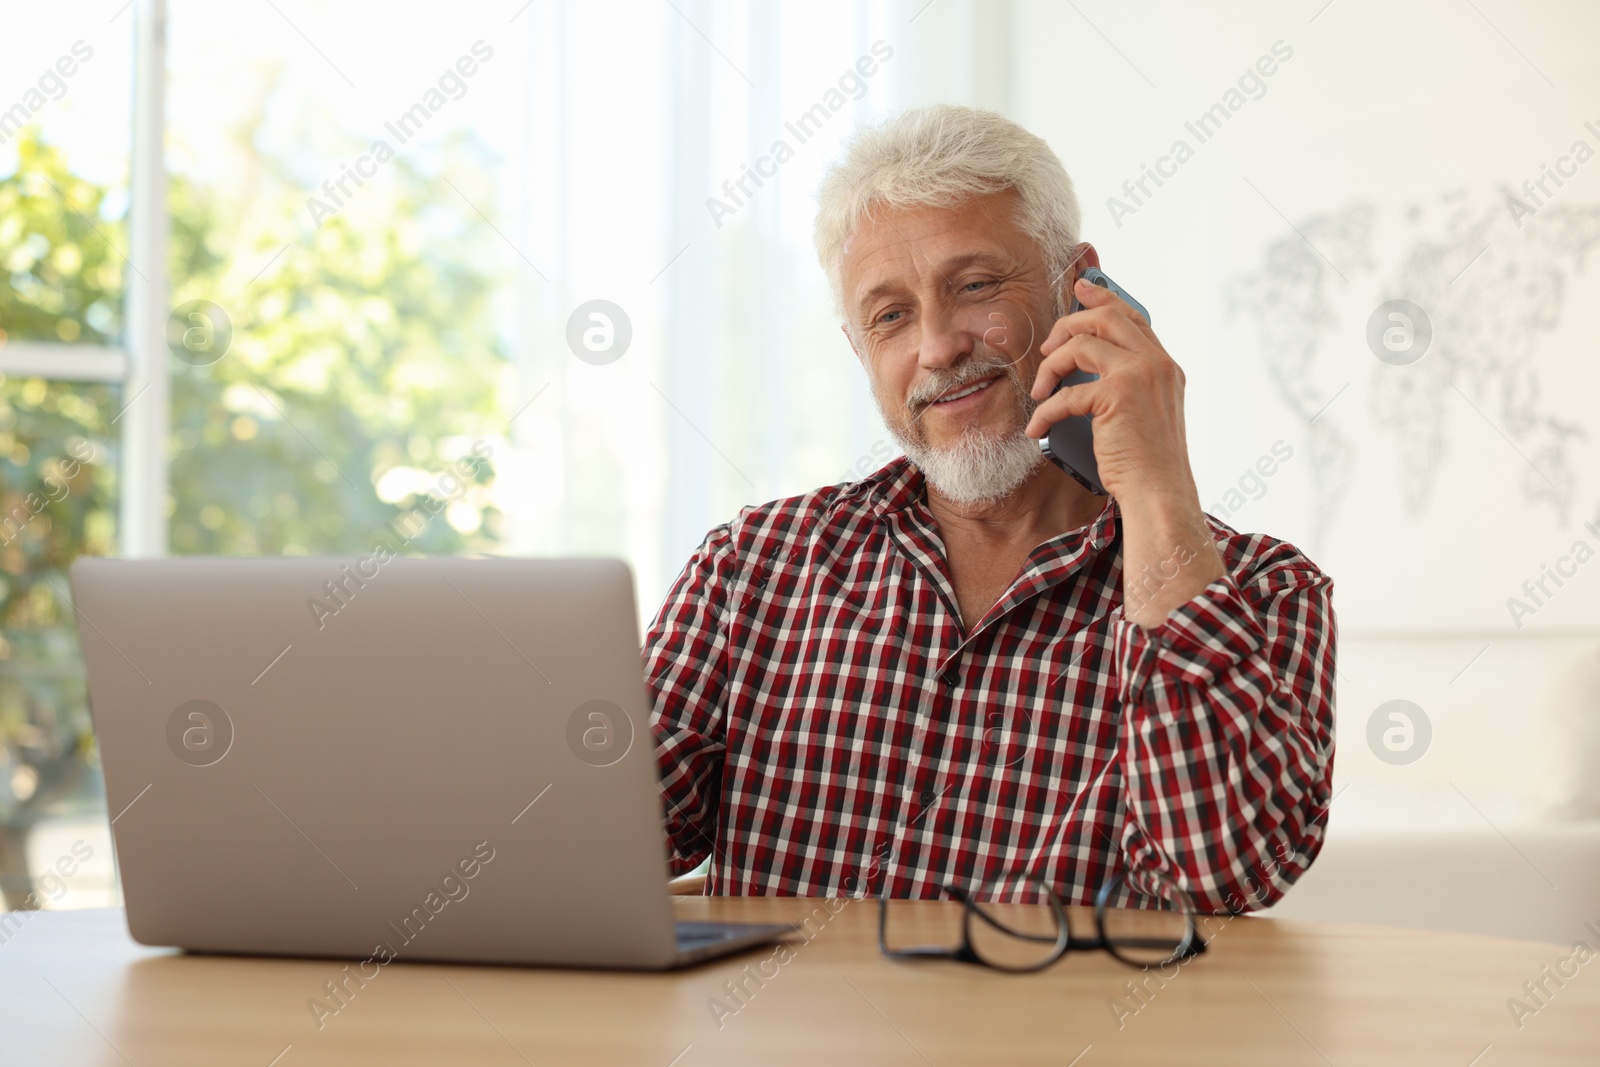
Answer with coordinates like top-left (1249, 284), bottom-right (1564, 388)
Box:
top-left (644, 105), bottom-right (1335, 913)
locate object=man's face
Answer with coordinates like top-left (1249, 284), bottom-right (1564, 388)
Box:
top-left (839, 189), bottom-right (1079, 504)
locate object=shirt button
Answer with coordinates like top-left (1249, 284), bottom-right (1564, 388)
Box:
top-left (942, 667), bottom-right (960, 688)
top-left (919, 788), bottom-right (936, 805)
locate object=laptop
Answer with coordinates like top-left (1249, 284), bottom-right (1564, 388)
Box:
top-left (69, 556), bottom-right (791, 969)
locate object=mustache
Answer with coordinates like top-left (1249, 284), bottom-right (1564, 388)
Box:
top-left (907, 358), bottom-right (1014, 408)
top-left (906, 357), bottom-right (1023, 417)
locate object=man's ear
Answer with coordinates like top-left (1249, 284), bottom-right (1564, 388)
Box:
top-left (841, 323), bottom-right (865, 365)
top-left (1057, 242), bottom-right (1102, 312)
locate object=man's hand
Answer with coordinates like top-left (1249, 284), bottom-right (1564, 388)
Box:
top-left (1024, 275), bottom-right (1224, 628)
top-left (1024, 276), bottom-right (1188, 499)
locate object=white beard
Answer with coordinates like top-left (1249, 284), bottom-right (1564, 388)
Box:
top-left (877, 292), bottom-right (1064, 508)
top-left (893, 409), bottom-right (1043, 508)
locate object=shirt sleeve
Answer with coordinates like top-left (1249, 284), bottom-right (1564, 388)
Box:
top-left (1109, 539), bottom-right (1336, 914)
top-left (642, 523), bottom-right (735, 877)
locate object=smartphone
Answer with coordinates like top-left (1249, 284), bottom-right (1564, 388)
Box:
top-left (1037, 267), bottom-right (1150, 496)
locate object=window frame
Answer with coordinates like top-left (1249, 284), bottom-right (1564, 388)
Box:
top-left (0, 0), bottom-right (170, 558)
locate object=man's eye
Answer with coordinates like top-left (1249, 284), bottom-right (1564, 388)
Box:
top-left (961, 280), bottom-right (992, 294)
top-left (876, 310), bottom-right (904, 326)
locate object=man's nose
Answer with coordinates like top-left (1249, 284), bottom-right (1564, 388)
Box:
top-left (916, 302), bottom-right (974, 371)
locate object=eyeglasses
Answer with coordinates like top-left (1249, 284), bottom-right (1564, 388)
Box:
top-left (877, 869), bottom-right (1208, 973)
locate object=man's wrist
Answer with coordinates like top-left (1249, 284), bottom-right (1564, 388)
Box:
top-left (1116, 483), bottom-right (1225, 628)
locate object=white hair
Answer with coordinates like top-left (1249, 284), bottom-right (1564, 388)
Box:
top-left (813, 104), bottom-right (1083, 320)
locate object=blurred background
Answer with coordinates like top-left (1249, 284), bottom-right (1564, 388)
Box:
top-left (2, 0), bottom-right (1597, 942)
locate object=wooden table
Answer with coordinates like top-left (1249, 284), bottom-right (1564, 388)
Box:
top-left (2, 899), bottom-right (1596, 1065)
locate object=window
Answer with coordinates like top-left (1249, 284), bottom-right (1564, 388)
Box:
top-left (0, 5), bottom-right (135, 910)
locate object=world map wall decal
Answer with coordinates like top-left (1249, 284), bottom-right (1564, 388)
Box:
top-left (1228, 193), bottom-right (1600, 551)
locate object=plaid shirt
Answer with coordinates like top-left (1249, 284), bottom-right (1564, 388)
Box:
top-left (644, 457), bottom-right (1335, 911)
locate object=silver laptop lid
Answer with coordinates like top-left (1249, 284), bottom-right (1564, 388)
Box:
top-left (70, 556), bottom-right (679, 969)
